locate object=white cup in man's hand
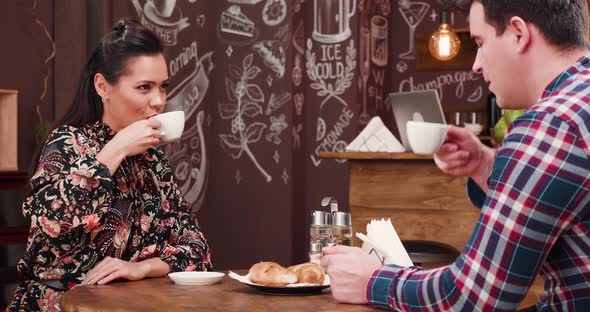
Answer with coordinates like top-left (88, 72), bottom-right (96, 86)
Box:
top-left (406, 121), bottom-right (448, 154)
top-left (150, 111), bottom-right (185, 142)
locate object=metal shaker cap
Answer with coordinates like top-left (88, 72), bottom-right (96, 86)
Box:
top-left (332, 211), bottom-right (351, 226)
top-left (321, 197), bottom-right (339, 213)
top-left (311, 210), bottom-right (332, 226)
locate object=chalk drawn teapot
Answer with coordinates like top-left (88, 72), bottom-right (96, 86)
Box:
top-left (313, 0), bottom-right (357, 44)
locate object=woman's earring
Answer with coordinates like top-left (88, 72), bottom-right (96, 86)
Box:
top-left (101, 97), bottom-right (107, 103)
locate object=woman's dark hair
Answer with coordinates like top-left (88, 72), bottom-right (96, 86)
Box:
top-left (31, 18), bottom-right (164, 174)
top-left (456, 0), bottom-right (589, 49)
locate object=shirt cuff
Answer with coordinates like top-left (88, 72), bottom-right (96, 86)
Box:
top-left (366, 264), bottom-right (404, 310)
top-left (159, 244), bottom-right (185, 272)
top-left (466, 177), bottom-right (486, 209)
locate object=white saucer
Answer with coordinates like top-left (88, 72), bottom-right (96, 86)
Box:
top-left (168, 271), bottom-right (225, 286)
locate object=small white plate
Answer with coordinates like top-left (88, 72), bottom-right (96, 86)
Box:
top-left (168, 271), bottom-right (225, 286)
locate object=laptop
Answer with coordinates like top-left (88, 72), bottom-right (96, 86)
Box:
top-left (387, 90), bottom-right (447, 151)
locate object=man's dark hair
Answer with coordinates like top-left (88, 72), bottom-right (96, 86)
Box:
top-left (456, 0), bottom-right (589, 49)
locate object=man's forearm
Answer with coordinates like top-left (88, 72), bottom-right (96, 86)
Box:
top-left (470, 146), bottom-right (496, 193)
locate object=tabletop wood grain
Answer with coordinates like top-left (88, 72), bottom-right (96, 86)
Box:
top-left (59, 270), bottom-right (377, 312)
top-left (59, 270), bottom-right (543, 311)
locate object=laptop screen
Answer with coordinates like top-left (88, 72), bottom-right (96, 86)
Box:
top-left (387, 90), bottom-right (446, 151)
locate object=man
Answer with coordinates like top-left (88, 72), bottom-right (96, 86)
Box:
top-left (321, 0), bottom-right (590, 311)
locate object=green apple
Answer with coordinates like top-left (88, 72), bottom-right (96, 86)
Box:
top-left (493, 109), bottom-right (525, 142)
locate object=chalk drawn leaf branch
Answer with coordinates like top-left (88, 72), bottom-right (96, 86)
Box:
top-left (219, 53), bottom-right (272, 182)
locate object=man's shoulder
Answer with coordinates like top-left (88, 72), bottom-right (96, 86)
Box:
top-left (533, 79), bottom-right (590, 134)
top-left (525, 80), bottom-right (590, 156)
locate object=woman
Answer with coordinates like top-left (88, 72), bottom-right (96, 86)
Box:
top-left (8, 18), bottom-right (212, 311)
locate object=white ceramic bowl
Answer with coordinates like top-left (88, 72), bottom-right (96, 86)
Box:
top-left (406, 121), bottom-right (448, 154)
top-left (168, 271), bottom-right (225, 286)
top-left (150, 111), bottom-right (185, 142)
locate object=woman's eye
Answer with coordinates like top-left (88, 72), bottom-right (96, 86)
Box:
top-left (138, 85), bottom-right (150, 91)
top-left (161, 84), bottom-right (169, 92)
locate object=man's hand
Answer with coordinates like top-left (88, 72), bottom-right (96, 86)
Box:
top-left (434, 125), bottom-right (495, 192)
top-left (321, 245), bottom-right (383, 304)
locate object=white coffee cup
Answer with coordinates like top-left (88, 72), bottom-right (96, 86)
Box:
top-left (406, 121), bottom-right (448, 154)
top-left (150, 111), bottom-right (185, 142)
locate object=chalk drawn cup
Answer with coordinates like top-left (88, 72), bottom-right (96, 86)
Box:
top-left (151, 111), bottom-right (185, 142)
top-left (312, 0), bottom-right (357, 43)
top-left (149, 0), bottom-right (177, 18)
top-left (370, 16), bottom-right (388, 67)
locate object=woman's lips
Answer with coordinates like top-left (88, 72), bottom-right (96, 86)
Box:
top-left (146, 113), bottom-right (158, 119)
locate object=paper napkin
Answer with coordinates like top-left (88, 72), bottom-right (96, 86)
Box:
top-left (357, 218), bottom-right (413, 267)
top-left (346, 117), bottom-right (405, 152)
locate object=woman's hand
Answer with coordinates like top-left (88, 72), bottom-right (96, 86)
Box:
top-left (84, 257), bottom-right (171, 285)
top-left (84, 257), bottom-right (149, 285)
top-left (97, 119), bottom-right (161, 175)
top-left (434, 125), bottom-right (495, 192)
top-left (109, 119), bottom-right (160, 156)
top-left (112, 118), bottom-right (162, 157)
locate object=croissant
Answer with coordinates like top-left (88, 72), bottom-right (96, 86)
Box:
top-left (287, 263), bottom-right (325, 285)
top-left (248, 262), bottom-right (297, 286)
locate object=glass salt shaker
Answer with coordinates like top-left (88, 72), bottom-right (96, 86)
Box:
top-left (309, 241), bottom-right (323, 264)
top-left (310, 210), bottom-right (332, 247)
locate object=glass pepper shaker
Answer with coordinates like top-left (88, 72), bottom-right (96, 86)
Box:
top-left (321, 197), bottom-right (354, 247)
top-left (332, 211), bottom-right (353, 246)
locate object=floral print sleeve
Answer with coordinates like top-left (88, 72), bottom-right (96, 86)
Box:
top-left (10, 122), bottom-right (213, 311)
top-left (154, 155), bottom-right (213, 272)
top-left (24, 126), bottom-right (113, 245)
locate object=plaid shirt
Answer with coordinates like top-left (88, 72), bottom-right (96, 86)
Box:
top-left (367, 55), bottom-right (590, 311)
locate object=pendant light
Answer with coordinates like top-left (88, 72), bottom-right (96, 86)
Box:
top-left (429, 10), bottom-right (461, 61)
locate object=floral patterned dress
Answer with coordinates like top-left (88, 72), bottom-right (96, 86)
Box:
top-left (8, 121), bottom-right (212, 311)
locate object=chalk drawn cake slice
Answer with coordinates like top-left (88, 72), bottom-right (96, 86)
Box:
top-left (221, 5), bottom-right (255, 38)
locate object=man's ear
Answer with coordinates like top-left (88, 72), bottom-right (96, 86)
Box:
top-left (507, 16), bottom-right (531, 54)
top-left (94, 73), bottom-right (110, 100)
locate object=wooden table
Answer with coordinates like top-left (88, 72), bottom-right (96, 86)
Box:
top-left (59, 271), bottom-right (376, 312)
top-left (60, 270), bottom-right (543, 311)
